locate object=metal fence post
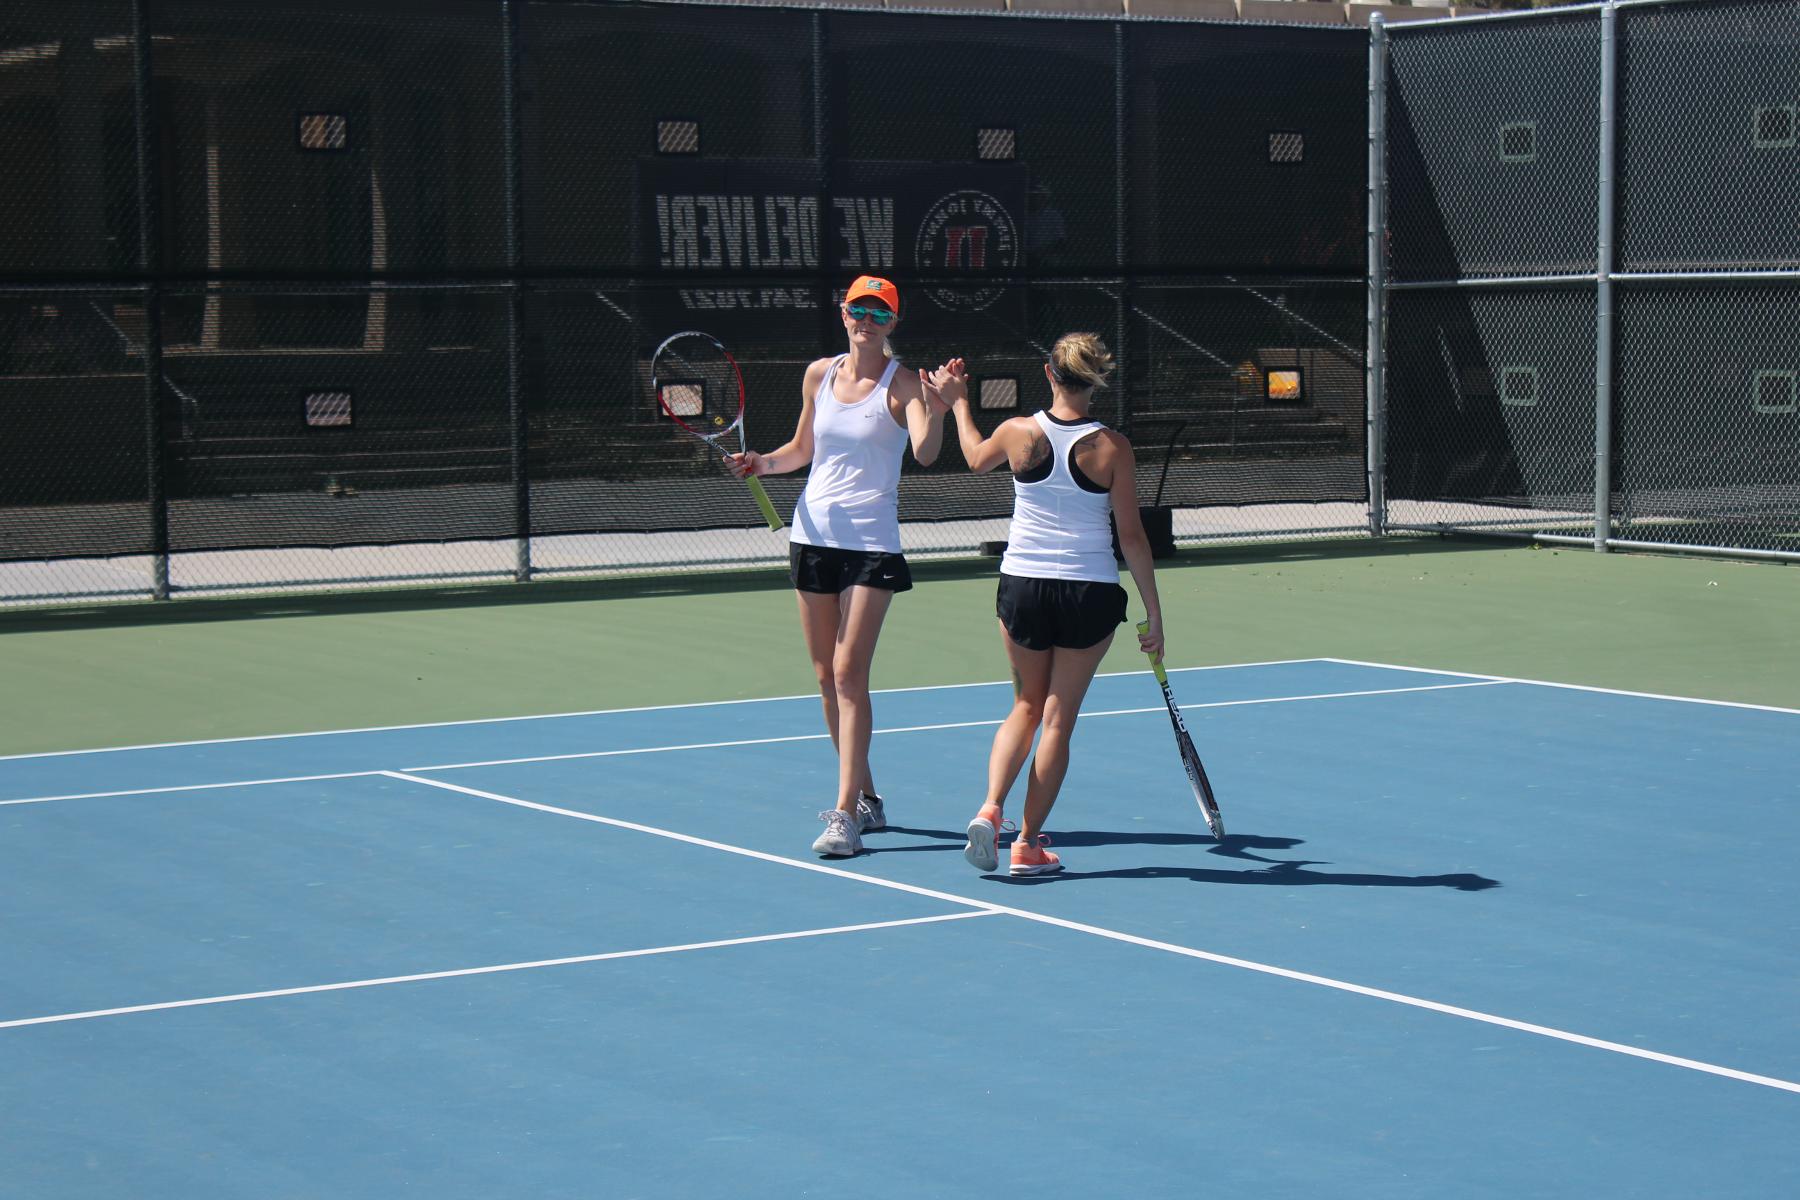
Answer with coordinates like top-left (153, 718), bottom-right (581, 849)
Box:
top-left (1593, 0), bottom-right (1618, 552)
top-left (133, 0), bottom-right (169, 599)
top-left (1115, 19), bottom-right (1129, 436)
top-left (1366, 13), bottom-right (1388, 538)
top-left (815, 12), bottom-right (832, 351)
top-left (503, 0), bottom-right (531, 581)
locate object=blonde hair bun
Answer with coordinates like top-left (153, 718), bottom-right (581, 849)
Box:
top-left (1050, 332), bottom-right (1114, 390)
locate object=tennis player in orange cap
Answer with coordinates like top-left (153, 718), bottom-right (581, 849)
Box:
top-left (729, 276), bottom-right (952, 857)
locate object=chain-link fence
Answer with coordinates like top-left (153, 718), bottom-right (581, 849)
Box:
top-left (11, 0), bottom-right (1795, 607)
top-left (1, 0), bottom-right (1371, 605)
top-left (1378, 0), bottom-right (1800, 561)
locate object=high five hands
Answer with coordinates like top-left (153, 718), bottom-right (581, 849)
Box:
top-left (918, 358), bottom-right (968, 415)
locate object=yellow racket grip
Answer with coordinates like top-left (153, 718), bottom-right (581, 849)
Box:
top-left (1136, 620), bottom-right (1169, 685)
top-left (746, 475), bottom-right (784, 531)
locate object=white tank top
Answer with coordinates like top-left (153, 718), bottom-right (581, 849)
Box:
top-left (792, 356), bottom-right (908, 553)
top-left (1001, 410), bottom-right (1118, 583)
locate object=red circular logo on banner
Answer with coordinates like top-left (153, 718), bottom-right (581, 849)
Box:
top-left (915, 190), bottom-right (1020, 312)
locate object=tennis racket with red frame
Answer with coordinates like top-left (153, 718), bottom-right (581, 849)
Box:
top-left (650, 330), bottom-right (784, 531)
top-left (1139, 621), bottom-right (1225, 839)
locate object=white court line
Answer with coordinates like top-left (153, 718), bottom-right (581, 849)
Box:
top-left (0, 680), bottom-right (1504, 804)
top-left (0, 911), bottom-right (996, 1031)
top-left (0, 658), bottom-right (1326, 762)
top-left (1080, 680), bottom-right (1505, 722)
top-left (1320, 657), bottom-right (1800, 716)
top-left (387, 771), bottom-right (1800, 1096)
top-left (0, 771), bottom-right (381, 808)
top-left (406, 681), bottom-right (1507, 772)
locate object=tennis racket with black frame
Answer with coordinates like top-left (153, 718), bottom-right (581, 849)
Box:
top-left (1138, 621), bottom-right (1225, 839)
top-left (650, 330), bottom-right (784, 532)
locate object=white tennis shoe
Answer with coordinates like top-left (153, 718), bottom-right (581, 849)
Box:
top-left (812, 809), bottom-right (863, 857)
top-left (963, 804), bottom-right (1013, 873)
top-left (856, 791), bottom-right (887, 832)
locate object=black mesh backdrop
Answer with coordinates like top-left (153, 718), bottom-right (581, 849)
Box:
top-left (0, 290), bottom-right (152, 559)
top-left (153, 0), bottom-right (509, 278)
top-left (1615, 285), bottom-right (1800, 554)
top-left (1126, 282), bottom-right (1366, 509)
top-left (829, 12), bottom-right (1117, 277)
top-left (1129, 23), bottom-right (1366, 275)
top-left (522, 2), bottom-right (817, 275)
top-left (3, 0), bottom-right (1374, 600)
top-left (517, 6), bottom-right (1366, 546)
top-left (524, 282), bottom-right (822, 539)
top-left (161, 287), bottom-right (514, 553)
top-left (0, 2), bottom-right (140, 279)
top-left (1384, 287), bottom-right (1596, 524)
top-left (1386, 12), bottom-right (1601, 281)
top-left (1619, 0), bottom-right (1800, 272)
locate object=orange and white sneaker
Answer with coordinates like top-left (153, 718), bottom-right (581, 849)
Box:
top-left (1009, 834), bottom-right (1063, 877)
top-left (964, 804), bottom-right (1013, 873)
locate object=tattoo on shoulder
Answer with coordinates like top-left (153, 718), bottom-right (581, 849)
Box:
top-left (1019, 435), bottom-right (1050, 472)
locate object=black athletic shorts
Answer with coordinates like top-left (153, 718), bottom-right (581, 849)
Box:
top-left (789, 542), bottom-right (913, 594)
top-left (996, 573), bottom-right (1128, 651)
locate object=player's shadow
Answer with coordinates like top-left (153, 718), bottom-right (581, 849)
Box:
top-left (875, 827), bottom-right (1298, 857)
top-left (870, 824), bottom-right (977, 850)
top-left (980, 831), bottom-right (1501, 892)
top-left (991, 863), bottom-right (1500, 891)
top-left (864, 831), bottom-right (1288, 859)
top-left (1053, 831), bottom-right (1293, 856)
top-left (872, 827), bottom-right (1500, 893)
top-left (873, 826), bottom-right (1232, 853)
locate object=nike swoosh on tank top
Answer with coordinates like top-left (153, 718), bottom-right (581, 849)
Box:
top-left (792, 356), bottom-right (909, 554)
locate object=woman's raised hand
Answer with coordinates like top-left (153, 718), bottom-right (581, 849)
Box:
top-left (919, 358), bottom-right (969, 414)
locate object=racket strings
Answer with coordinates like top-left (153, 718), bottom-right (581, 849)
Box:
top-left (652, 337), bottom-right (742, 435)
top-left (649, 330), bottom-right (783, 531)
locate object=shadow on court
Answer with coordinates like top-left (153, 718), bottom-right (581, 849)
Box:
top-left (869, 825), bottom-right (976, 850)
top-left (875, 826), bottom-right (1246, 851)
top-left (870, 826), bottom-right (1233, 853)
top-left (988, 858), bottom-right (1501, 891)
top-left (869, 827), bottom-right (1500, 892)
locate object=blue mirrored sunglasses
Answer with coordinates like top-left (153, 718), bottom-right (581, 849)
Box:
top-left (845, 303), bottom-right (895, 326)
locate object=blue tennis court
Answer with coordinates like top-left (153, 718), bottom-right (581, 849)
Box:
top-left (4, 658), bottom-right (1795, 1198)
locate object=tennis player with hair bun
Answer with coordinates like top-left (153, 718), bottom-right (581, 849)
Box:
top-left (728, 276), bottom-right (950, 858)
top-left (923, 332), bottom-right (1165, 876)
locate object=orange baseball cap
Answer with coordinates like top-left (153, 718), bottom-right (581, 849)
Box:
top-left (845, 275), bottom-right (899, 316)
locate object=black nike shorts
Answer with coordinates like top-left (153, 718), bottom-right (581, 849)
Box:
top-left (996, 573), bottom-right (1128, 651)
top-left (789, 542), bottom-right (913, 594)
